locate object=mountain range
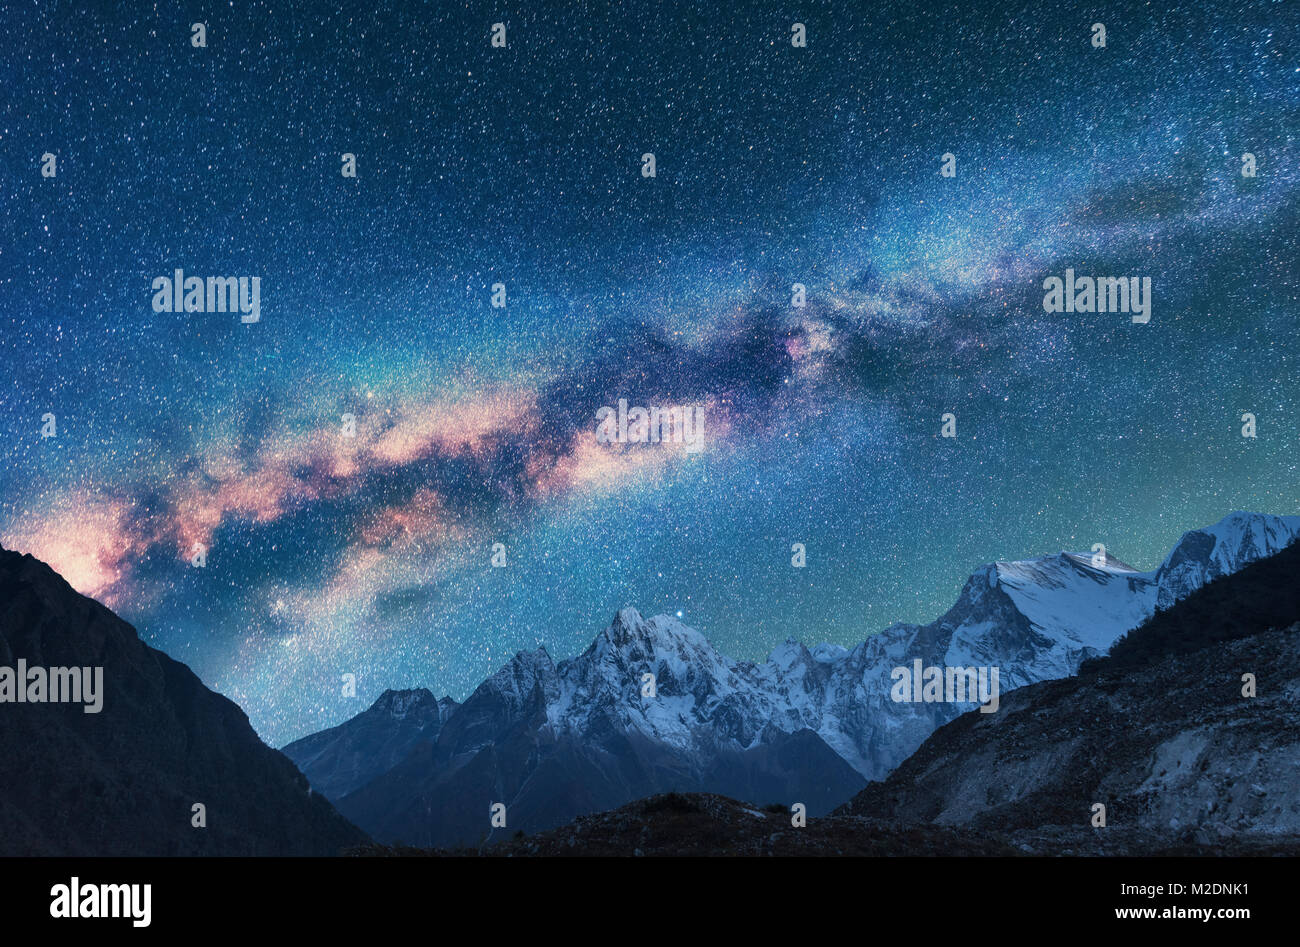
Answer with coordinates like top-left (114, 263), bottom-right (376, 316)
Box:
top-left (284, 510), bottom-right (1300, 847)
top-left (839, 534), bottom-right (1300, 851)
top-left (354, 517), bottom-right (1300, 857)
top-left (3, 510), bottom-right (1292, 855)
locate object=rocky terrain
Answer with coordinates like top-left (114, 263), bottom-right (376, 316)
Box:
top-left (348, 792), bottom-right (1021, 857)
top-left (348, 789), bottom-right (1299, 857)
top-left (0, 544), bottom-right (369, 856)
top-left (839, 538), bottom-right (1300, 854)
top-left (353, 528), bottom-right (1300, 857)
top-left (287, 512), bottom-right (1300, 848)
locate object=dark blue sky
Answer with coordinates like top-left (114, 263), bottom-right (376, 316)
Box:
top-left (1, 0), bottom-right (1296, 745)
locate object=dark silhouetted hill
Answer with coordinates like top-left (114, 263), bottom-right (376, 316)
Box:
top-left (0, 545), bottom-right (370, 856)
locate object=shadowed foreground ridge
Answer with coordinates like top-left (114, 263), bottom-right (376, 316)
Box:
top-left (0, 545), bottom-right (370, 856)
top-left (839, 539), bottom-right (1300, 854)
top-left (348, 788), bottom-right (1298, 858)
top-left (348, 792), bottom-right (1021, 856)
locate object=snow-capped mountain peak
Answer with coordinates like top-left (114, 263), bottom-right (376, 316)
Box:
top-left (541, 607), bottom-right (770, 750)
top-left (517, 513), bottom-right (1300, 780)
top-left (1154, 512), bottom-right (1300, 609)
top-left (288, 512), bottom-right (1300, 842)
top-left (766, 637), bottom-right (813, 672)
top-left (596, 606), bottom-right (710, 654)
top-left (476, 645), bottom-right (557, 709)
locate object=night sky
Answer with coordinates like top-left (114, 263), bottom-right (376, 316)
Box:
top-left (1, 1), bottom-right (1296, 746)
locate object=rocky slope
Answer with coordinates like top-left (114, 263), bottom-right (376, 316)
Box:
top-left (350, 788), bottom-right (1299, 857)
top-left (349, 792), bottom-right (1023, 857)
top-left (840, 538), bottom-right (1300, 854)
top-left (0, 545), bottom-right (369, 856)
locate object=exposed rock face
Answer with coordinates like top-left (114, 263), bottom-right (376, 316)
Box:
top-left (840, 538), bottom-right (1300, 854)
top-left (1151, 511), bottom-right (1300, 610)
top-left (845, 626), bottom-right (1300, 847)
top-left (0, 546), bottom-right (369, 856)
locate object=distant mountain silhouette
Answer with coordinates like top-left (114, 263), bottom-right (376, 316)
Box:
top-left (283, 688), bottom-right (458, 801)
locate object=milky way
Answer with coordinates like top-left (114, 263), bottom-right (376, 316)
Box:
top-left (1, 1), bottom-right (1296, 745)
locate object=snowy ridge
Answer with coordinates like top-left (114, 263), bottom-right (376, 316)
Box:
top-left (282, 687), bottom-right (459, 801)
top-left (542, 608), bottom-right (782, 751)
top-left (292, 512), bottom-right (1300, 818)
top-left (466, 512), bottom-right (1300, 781)
top-left (1153, 512), bottom-right (1300, 609)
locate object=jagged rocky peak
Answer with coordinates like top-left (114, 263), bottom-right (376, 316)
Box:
top-left (766, 636), bottom-right (845, 672)
top-left (587, 607), bottom-right (717, 669)
top-left (371, 687), bottom-right (437, 716)
top-left (477, 643), bottom-right (556, 705)
top-left (1154, 512), bottom-right (1300, 608)
top-left (601, 606), bottom-right (702, 646)
top-left (766, 636), bottom-right (812, 671)
top-left (600, 605), bottom-right (653, 648)
top-left (810, 642), bottom-right (849, 662)
top-left (1162, 511), bottom-right (1300, 569)
top-left (364, 687), bottom-right (458, 723)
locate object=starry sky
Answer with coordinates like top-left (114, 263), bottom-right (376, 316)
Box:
top-left (1, 0), bottom-right (1296, 746)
